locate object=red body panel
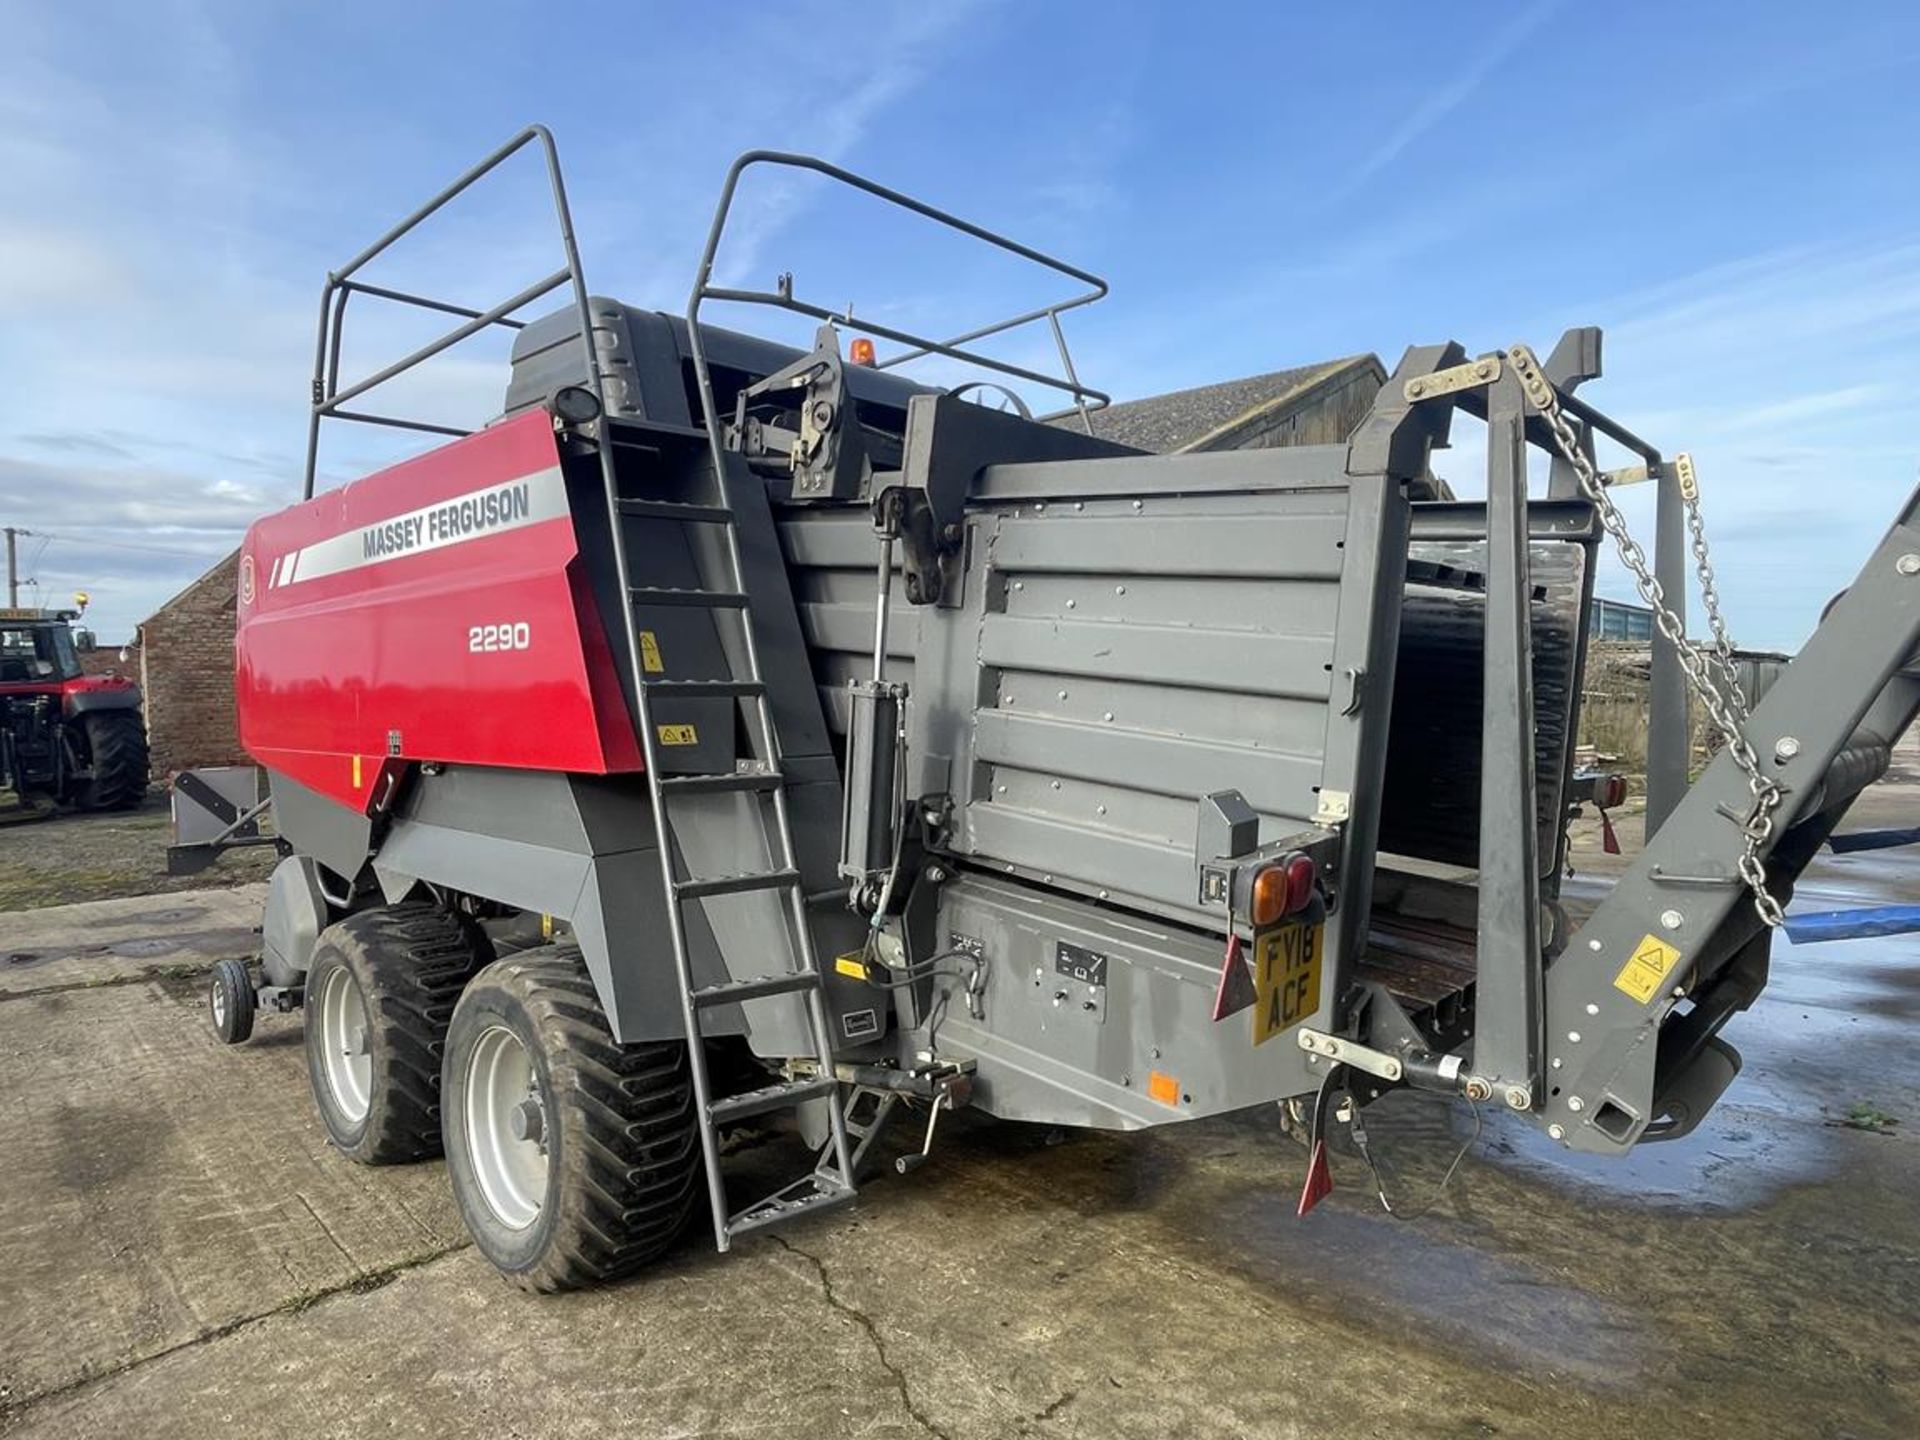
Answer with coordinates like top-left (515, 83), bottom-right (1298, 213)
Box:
top-left (0, 673), bottom-right (140, 709)
top-left (237, 412), bottom-right (640, 813)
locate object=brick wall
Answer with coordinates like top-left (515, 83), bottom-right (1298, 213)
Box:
top-left (138, 551), bottom-right (243, 777)
top-left (79, 641), bottom-right (139, 679)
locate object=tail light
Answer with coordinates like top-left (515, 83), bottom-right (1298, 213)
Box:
top-left (1250, 852), bottom-right (1319, 926)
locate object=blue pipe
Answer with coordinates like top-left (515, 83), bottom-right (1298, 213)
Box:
top-left (1783, 905), bottom-right (1920, 943)
top-left (1827, 827), bottom-right (1920, 854)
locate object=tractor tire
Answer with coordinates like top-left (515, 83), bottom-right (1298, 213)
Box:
top-left (71, 710), bottom-right (149, 811)
top-left (209, 957), bottom-right (256, 1044)
top-left (304, 903), bottom-right (491, 1165)
top-left (441, 947), bottom-right (700, 1292)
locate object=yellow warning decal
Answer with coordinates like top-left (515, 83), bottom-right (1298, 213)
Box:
top-left (639, 630), bottom-right (664, 674)
top-left (656, 723), bottom-right (699, 746)
top-left (1614, 933), bottom-right (1683, 1003)
top-left (834, 953), bottom-right (869, 980)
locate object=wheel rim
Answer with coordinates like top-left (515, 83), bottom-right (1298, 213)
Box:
top-left (211, 980), bottom-right (227, 1029)
top-left (317, 965), bottom-right (373, 1124)
top-left (463, 1024), bottom-right (549, 1230)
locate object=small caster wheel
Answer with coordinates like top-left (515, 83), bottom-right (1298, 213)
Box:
top-left (210, 957), bottom-right (256, 1045)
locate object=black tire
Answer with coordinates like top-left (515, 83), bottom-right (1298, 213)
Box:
top-left (209, 957), bottom-right (255, 1044)
top-left (304, 903), bottom-right (491, 1165)
top-left (441, 948), bottom-right (700, 1292)
top-left (70, 709), bottom-right (149, 811)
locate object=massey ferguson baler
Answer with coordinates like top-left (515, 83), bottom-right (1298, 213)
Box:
top-left (202, 128), bottom-right (1920, 1291)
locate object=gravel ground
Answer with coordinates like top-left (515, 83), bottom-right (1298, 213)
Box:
top-left (0, 791), bottom-right (278, 912)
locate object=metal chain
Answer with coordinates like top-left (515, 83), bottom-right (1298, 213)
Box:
top-left (1506, 346), bottom-right (1785, 928)
top-left (1679, 453), bottom-right (1751, 721)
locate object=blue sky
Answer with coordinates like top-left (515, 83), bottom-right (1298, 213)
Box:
top-left (2, 1), bottom-right (1918, 649)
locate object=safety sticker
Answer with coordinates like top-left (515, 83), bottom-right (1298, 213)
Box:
top-left (639, 630), bottom-right (664, 674)
top-left (656, 724), bottom-right (699, 746)
top-left (1613, 933), bottom-right (1683, 1003)
top-left (834, 952), bottom-right (869, 980)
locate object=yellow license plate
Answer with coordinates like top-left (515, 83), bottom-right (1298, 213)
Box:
top-left (1252, 920), bottom-right (1324, 1046)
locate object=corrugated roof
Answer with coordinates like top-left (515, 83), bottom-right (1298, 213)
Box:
top-left (1066, 356), bottom-right (1376, 454)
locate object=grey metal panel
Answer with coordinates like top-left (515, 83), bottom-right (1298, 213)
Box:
top-left (983, 512), bottom-right (1346, 578)
top-left (370, 765), bottom-right (815, 1049)
top-left (924, 466), bottom-right (1407, 932)
top-left (981, 614), bottom-right (1333, 699)
top-left (973, 711), bottom-right (1322, 816)
top-left (934, 874), bottom-right (1321, 1129)
top-left (975, 444), bottom-right (1350, 502)
top-left (268, 771), bottom-right (373, 882)
top-left (261, 855), bottom-right (328, 988)
top-left (797, 601), bottom-right (921, 661)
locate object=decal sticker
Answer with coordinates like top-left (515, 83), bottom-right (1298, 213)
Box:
top-left (841, 1008), bottom-right (880, 1040)
top-left (1055, 941), bottom-right (1108, 988)
top-left (834, 953), bottom-right (869, 980)
top-left (639, 630), bottom-right (665, 674)
top-left (238, 554), bottom-right (255, 606)
top-left (468, 622), bottom-right (531, 652)
top-left (267, 465), bottom-right (569, 589)
top-left (1613, 934), bottom-right (1683, 1003)
top-left (656, 724), bottom-right (699, 746)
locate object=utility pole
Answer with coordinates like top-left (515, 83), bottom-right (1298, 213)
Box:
top-left (4, 527), bottom-right (16, 608)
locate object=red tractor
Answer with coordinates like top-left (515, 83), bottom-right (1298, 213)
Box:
top-left (0, 606), bottom-right (150, 813)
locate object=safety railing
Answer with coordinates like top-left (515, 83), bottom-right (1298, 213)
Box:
top-left (301, 125), bottom-right (607, 499)
top-left (683, 151), bottom-right (1111, 438)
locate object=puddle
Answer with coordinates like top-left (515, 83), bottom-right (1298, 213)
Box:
top-left (109, 937), bottom-right (182, 958)
top-left (1214, 1190), bottom-right (1643, 1386)
top-left (107, 905), bottom-right (208, 928)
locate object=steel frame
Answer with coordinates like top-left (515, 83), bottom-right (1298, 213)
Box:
top-left (301, 125), bottom-right (595, 499)
top-left (682, 150), bottom-right (1112, 435)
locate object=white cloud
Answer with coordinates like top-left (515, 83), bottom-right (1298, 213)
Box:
top-left (1327, 1), bottom-right (1563, 209)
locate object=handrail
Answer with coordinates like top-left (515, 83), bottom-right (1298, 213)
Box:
top-left (301, 124), bottom-right (603, 499)
top-left (683, 150), bottom-right (1111, 440)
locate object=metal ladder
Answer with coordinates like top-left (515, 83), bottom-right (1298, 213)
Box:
top-left (597, 424), bottom-right (857, 1252)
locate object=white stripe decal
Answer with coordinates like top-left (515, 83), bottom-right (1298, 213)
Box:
top-left (274, 465), bottom-right (568, 588)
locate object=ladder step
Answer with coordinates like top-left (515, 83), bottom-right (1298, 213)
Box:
top-left (630, 586), bottom-right (750, 609)
top-left (657, 770), bottom-right (783, 796)
top-left (709, 1075), bottom-right (839, 1124)
top-left (644, 678), bottom-right (765, 698)
top-left (693, 970), bottom-right (818, 1007)
top-left (726, 1172), bottom-right (856, 1240)
top-left (676, 867), bottom-right (800, 900)
top-left (616, 498), bottom-right (733, 523)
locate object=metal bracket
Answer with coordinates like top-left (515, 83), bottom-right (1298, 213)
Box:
top-left (1298, 1028), bottom-right (1404, 1082)
top-left (1507, 344), bottom-right (1555, 410)
top-left (1674, 451), bottom-right (1699, 502)
top-left (1403, 354), bottom-right (1502, 402)
top-left (1596, 464), bottom-right (1656, 488)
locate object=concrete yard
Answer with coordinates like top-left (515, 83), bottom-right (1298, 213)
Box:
top-left (2, 795), bottom-right (1918, 1438)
